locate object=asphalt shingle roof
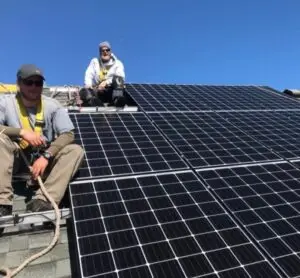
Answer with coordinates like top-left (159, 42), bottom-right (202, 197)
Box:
top-left (0, 182), bottom-right (73, 278)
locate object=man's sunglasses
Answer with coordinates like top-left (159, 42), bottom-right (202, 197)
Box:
top-left (101, 48), bottom-right (111, 53)
top-left (22, 79), bottom-right (44, 87)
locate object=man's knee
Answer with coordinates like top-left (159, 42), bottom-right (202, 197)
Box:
top-left (112, 76), bottom-right (125, 89)
top-left (0, 133), bottom-right (11, 144)
top-left (70, 144), bottom-right (84, 158)
top-left (62, 144), bottom-right (84, 160)
top-left (0, 133), bottom-right (17, 153)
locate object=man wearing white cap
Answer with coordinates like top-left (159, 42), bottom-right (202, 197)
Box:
top-left (80, 41), bottom-right (126, 107)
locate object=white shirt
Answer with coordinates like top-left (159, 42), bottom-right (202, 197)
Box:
top-left (84, 54), bottom-right (125, 87)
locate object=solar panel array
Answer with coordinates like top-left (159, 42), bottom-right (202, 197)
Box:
top-left (149, 112), bottom-right (281, 167)
top-left (197, 162), bottom-right (300, 278)
top-left (70, 172), bottom-right (282, 278)
top-left (125, 84), bottom-right (300, 111)
top-left (69, 113), bottom-right (188, 179)
top-left (69, 84), bottom-right (300, 278)
top-left (218, 111), bottom-right (300, 159)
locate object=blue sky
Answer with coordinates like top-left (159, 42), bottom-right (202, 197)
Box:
top-left (0, 0), bottom-right (299, 91)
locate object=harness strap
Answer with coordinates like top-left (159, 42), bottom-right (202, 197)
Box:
top-left (16, 94), bottom-right (44, 149)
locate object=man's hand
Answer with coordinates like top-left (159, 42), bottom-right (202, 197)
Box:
top-left (20, 129), bottom-right (46, 147)
top-left (31, 156), bottom-right (49, 180)
top-left (97, 81), bottom-right (107, 91)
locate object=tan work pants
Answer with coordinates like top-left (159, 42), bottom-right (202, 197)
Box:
top-left (0, 134), bottom-right (84, 205)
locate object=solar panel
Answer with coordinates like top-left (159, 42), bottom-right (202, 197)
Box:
top-left (149, 112), bottom-right (281, 168)
top-left (69, 113), bottom-right (188, 179)
top-left (126, 84), bottom-right (300, 111)
top-left (197, 162), bottom-right (300, 278)
top-left (125, 84), bottom-right (209, 112)
top-left (70, 171), bottom-right (282, 278)
top-left (220, 111), bottom-right (300, 159)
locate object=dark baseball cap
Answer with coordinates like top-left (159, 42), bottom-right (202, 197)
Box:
top-left (17, 64), bottom-right (45, 80)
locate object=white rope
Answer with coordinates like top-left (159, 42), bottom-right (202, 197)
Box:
top-left (0, 132), bottom-right (61, 277)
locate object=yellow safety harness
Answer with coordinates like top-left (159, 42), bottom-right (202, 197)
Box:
top-left (98, 58), bottom-right (114, 83)
top-left (16, 94), bottom-right (44, 149)
top-left (99, 68), bottom-right (108, 82)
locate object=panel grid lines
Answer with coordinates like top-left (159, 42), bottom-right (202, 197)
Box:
top-left (126, 84), bottom-right (208, 112)
top-left (70, 113), bottom-right (188, 180)
top-left (70, 171), bottom-right (281, 278)
top-left (68, 84), bottom-right (300, 277)
top-left (89, 181), bottom-right (119, 278)
top-left (131, 112), bottom-right (173, 171)
top-left (88, 113), bottom-right (114, 175)
top-left (104, 112), bottom-right (135, 174)
top-left (73, 113), bottom-right (93, 178)
top-left (149, 112), bottom-right (281, 168)
top-left (197, 162), bottom-right (300, 277)
top-left (129, 172), bottom-right (219, 277)
top-left (76, 216), bottom-right (234, 240)
top-left (113, 171), bottom-right (191, 277)
top-left (219, 111), bottom-right (300, 160)
top-left (91, 178), bottom-right (155, 278)
top-left (125, 84), bottom-right (300, 112)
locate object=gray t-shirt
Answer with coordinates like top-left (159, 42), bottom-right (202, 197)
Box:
top-left (0, 94), bottom-right (74, 143)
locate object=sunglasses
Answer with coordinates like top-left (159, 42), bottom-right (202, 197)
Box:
top-left (101, 48), bottom-right (111, 53)
top-left (22, 79), bottom-right (44, 87)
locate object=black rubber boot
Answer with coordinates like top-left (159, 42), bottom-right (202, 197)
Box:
top-left (79, 88), bottom-right (103, 107)
top-left (0, 205), bottom-right (12, 216)
top-left (114, 95), bottom-right (126, 107)
top-left (111, 76), bottom-right (126, 107)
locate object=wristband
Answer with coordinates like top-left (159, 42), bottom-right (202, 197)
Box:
top-left (42, 151), bottom-right (52, 160)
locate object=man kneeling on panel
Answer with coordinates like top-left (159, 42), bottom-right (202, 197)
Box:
top-left (80, 41), bottom-right (126, 107)
top-left (0, 64), bottom-right (84, 216)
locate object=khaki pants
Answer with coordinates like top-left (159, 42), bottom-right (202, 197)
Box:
top-left (0, 133), bottom-right (84, 206)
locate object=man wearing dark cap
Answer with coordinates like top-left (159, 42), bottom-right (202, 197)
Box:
top-left (0, 64), bottom-right (84, 217)
top-left (80, 41), bottom-right (126, 107)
